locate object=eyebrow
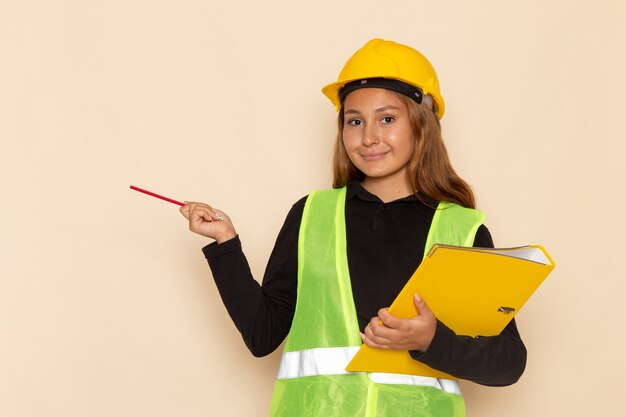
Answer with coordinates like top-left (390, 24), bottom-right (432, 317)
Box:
top-left (344, 105), bottom-right (401, 115)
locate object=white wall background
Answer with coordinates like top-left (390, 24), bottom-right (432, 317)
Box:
top-left (1, 1), bottom-right (625, 415)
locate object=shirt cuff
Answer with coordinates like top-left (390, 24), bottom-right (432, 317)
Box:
top-left (202, 234), bottom-right (241, 260)
top-left (409, 319), bottom-right (456, 364)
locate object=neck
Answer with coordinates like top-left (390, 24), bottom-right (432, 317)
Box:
top-left (361, 176), bottom-right (413, 203)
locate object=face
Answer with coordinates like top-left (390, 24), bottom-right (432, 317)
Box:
top-left (342, 88), bottom-right (415, 189)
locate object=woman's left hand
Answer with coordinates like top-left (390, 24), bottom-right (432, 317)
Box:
top-left (362, 293), bottom-right (436, 352)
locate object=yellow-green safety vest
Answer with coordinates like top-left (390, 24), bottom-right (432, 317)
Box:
top-left (270, 187), bottom-right (485, 417)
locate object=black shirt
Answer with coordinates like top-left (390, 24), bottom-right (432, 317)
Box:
top-left (203, 181), bottom-right (526, 386)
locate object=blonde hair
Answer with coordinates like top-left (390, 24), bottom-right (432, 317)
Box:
top-left (331, 92), bottom-right (476, 209)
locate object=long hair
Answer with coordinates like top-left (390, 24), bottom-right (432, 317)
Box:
top-left (331, 91), bottom-right (476, 209)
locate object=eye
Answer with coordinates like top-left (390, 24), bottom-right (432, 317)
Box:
top-left (347, 119), bottom-right (362, 126)
top-left (381, 116), bottom-right (395, 124)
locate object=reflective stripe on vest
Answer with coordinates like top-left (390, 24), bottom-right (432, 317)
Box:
top-left (277, 346), bottom-right (462, 396)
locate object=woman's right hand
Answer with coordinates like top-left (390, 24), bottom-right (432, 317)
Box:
top-left (180, 202), bottom-right (237, 244)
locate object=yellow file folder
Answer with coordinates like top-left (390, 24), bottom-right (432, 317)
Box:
top-left (345, 244), bottom-right (555, 379)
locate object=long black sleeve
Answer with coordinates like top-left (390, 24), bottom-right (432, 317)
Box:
top-left (412, 319), bottom-right (526, 386)
top-left (203, 199), bottom-right (303, 357)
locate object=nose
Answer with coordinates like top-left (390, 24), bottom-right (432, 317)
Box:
top-left (362, 123), bottom-right (380, 147)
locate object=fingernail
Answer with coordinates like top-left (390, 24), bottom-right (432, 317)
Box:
top-left (414, 293), bottom-right (422, 302)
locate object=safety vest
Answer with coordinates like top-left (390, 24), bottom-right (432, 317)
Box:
top-left (270, 187), bottom-right (485, 417)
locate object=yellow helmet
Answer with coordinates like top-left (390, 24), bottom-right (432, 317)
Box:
top-left (322, 39), bottom-right (445, 119)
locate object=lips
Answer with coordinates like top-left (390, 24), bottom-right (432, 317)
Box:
top-left (360, 151), bottom-right (389, 161)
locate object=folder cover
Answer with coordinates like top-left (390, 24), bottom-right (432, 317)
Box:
top-left (345, 244), bottom-right (555, 379)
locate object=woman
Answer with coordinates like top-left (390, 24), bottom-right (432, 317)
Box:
top-left (181, 39), bottom-right (526, 417)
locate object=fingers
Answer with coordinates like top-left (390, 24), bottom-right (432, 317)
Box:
top-left (192, 206), bottom-right (214, 226)
top-left (182, 201), bottom-right (215, 215)
top-left (179, 201), bottom-right (236, 241)
top-left (362, 333), bottom-right (391, 349)
top-left (181, 202), bottom-right (223, 223)
top-left (362, 318), bottom-right (393, 349)
top-left (362, 296), bottom-right (437, 351)
top-left (413, 293), bottom-right (434, 319)
top-left (179, 204), bottom-right (190, 219)
top-left (176, 196), bottom-right (234, 240)
top-left (179, 202), bottom-right (206, 219)
top-left (378, 307), bottom-right (402, 329)
top-left (188, 204), bottom-right (212, 227)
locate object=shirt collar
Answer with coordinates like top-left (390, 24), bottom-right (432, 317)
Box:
top-left (345, 180), bottom-right (439, 207)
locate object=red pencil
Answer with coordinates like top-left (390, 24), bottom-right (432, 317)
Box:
top-left (130, 185), bottom-right (185, 206)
